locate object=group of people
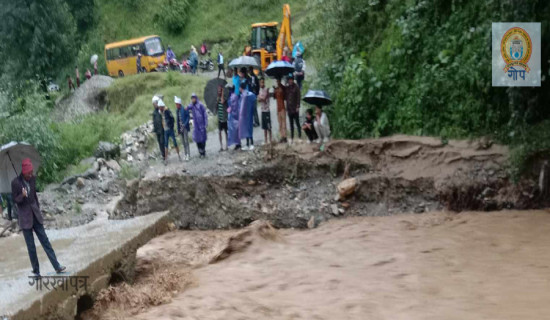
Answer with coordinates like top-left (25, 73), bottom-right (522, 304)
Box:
top-left (214, 64), bottom-right (330, 151)
top-left (67, 63), bottom-right (98, 91)
top-left (152, 93), bottom-right (208, 164)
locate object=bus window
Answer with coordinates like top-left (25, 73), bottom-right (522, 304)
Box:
top-left (118, 46), bottom-right (130, 58)
top-left (107, 48), bottom-right (120, 60)
top-left (144, 38), bottom-right (164, 56)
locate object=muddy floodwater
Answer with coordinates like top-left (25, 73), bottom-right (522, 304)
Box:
top-left (86, 209), bottom-right (550, 320)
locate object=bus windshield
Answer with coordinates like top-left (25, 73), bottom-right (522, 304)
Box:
top-left (145, 38), bottom-right (164, 56)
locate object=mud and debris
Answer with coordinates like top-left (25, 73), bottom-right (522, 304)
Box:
top-left (112, 136), bottom-right (544, 232)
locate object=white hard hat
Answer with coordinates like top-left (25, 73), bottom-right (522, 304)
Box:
top-left (158, 99), bottom-right (166, 107)
top-left (174, 96), bottom-right (182, 104)
top-left (152, 96), bottom-right (159, 103)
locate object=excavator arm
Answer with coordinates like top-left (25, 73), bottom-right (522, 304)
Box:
top-left (276, 4), bottom-right (293, 60)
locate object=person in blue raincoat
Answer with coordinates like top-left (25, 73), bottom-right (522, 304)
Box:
top-left (227, 87), bottom-right (241, 150)
top-left (238, 82), bottom-right (256, 151)
top-left (186, 93), bottom-right (208, 158)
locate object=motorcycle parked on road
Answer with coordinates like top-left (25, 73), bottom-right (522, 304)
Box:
top-left (198, 57), bottom-right (215, 72)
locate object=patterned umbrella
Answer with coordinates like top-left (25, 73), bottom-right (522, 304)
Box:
top-left (303, 90), bottom-right (332, 106)
top-left (265, 61), bottom-right (295, 79)
top-left (228, 56), bottom-right (260, 69)
top-left (0, 142), bottom-right (42, 193)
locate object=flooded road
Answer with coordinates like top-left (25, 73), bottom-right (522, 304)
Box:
top-left (87, 209), bottom-right (550, 320)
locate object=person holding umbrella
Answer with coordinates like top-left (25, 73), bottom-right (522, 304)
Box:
top-left (265, 61), bottom-right (295, 144)
top-left (12, 159), bottom-right (66, 278)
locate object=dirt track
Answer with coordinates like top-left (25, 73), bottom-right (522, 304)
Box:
top-left (86, 210), bottom-right (550, 320)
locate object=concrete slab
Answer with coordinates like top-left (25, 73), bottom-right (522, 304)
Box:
top-left (0, 211), bottom-right (171, 319)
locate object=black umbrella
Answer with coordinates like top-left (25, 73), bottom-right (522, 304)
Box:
top-left (265, 61), bottom-right (295, 79)
top-left (303, 90), bottom-right (332, 106)
top-left (203, 78), bottom-right (228, 114)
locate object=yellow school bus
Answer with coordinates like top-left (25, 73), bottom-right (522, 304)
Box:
top-left (104, 35), bottom-right (166, 77)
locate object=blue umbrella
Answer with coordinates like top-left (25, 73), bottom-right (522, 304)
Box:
top-left (303, 90), bottom-right (332, 106)
top-left (265, 61), bottom-right (295, 79)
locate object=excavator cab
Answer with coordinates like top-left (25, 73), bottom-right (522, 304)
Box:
top-left (251, 24), bottom-right (278, 53)
top-left (250, 22), bottom-right (279, 70)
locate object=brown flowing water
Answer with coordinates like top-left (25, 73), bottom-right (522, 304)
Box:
top-left (86, 209), bottom-right (550, 320)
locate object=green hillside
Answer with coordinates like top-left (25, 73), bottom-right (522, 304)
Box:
top-left (71, 0), bottom-right (308, 80)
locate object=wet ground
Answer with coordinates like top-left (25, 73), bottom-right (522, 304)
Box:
top-left (94, 210), bottom-right (550, 320)
top-left (0, 209), bottom-right (169, 318)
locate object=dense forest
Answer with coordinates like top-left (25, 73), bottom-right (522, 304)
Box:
top-left (304, 0), bottom-right (549, 174)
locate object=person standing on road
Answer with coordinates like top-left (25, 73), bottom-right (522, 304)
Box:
top-left (217, 86), bottom-right (228, 151)
top-left (285, 74), bottom-right (301, 144)
top-left (67, 75), bottom-right (75, 91)
top-left (93, 60), bottom-right (98, 75)
top-left (176, 96), bottom-right (191, 161)
top-left (137, 53), bottom-right (142, 74)
top-left (248, 67), bottom-right (260, 127)
top-left (166, 45), bottom-right (176, 62)
top-left (217, 51), bottom-right (225, 79)
top-left (258, 78), bottom-right (272, 145)
top-left (187, 93), bottom-right (208, 158)
top-left (1, 194), bottom-right (16, 221)
top-left (152, 95), bottom-right (165, 161)
top-left (190, 46), bottom-right (199, 75)
top-left (238, 82), bottom-right (256, 151)
top-left (12, 159), bottom-right (66, 279)
top-left (293, 51), bottom-right (305, 89)
top-left (232, 68), bottom-right (241, 95)
top-left (273, 78), bottom-right (287, 143)
top-left (227, 87), bottom-right (241, 150)
top-left (159, 99), bottom-right (181, 163)
top-left (75, 66), bottom-right (81, 88)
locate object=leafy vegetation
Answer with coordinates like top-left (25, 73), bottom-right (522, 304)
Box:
top-left (304, 0), bottom-right (550, 173)
top-left (0, 73), bottom-right (208, 185)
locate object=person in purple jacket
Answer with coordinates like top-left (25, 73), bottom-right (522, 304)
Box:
top-left (12, 159), bottom-right (66, 279)
top-left (186, 93), bottom-right (208, 158)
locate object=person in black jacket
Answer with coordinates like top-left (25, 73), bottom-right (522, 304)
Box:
top-left (158, 99), bottom-right (181, 163)
top-left (248, 67), bottom-right (260, 127)
top-left (13, 159), bottom-right (66, 278)
top-left (152, 95), bottom-right (165, 160)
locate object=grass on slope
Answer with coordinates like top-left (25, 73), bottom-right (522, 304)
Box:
top-left (59, 0), bottom-right (309, 87)
top-left (96, 0), bottom-right (307, 56)
top-left (54, 72), bottom-right (208, 180)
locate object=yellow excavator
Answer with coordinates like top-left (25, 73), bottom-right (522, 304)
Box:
top-left (244, 4), bottom-right (293, 71)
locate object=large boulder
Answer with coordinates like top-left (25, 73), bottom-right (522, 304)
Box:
top-left (95, 141), bottom-right (120, 160)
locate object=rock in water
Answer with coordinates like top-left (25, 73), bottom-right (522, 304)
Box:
top-left (337, 178), bottom-right (358, 199)
top-left (95, 141), bottom-right (120, 159)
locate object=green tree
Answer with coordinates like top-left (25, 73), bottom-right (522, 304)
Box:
top-left (66, 0), bottom-right (97, 42)
top-left (0, 0), bottom-right (78, 80)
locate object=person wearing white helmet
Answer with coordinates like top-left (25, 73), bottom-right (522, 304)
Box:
top-left (152, 95), bottom-right (165, 160)
top-left (158, 99), bottom-right (181, 163)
